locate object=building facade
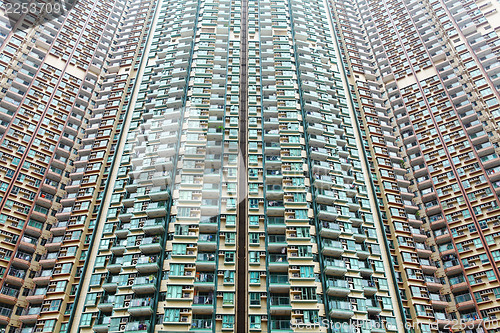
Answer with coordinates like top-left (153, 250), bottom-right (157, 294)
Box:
top-left (0, 0), bottom-right (497, 332)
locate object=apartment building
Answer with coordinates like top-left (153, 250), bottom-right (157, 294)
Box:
top-left (0, 0), bottom-right (157, 331)
top-left (0, 0), bottom-right (497, 332)
top-left (329, 0), bottom-right (500, 331)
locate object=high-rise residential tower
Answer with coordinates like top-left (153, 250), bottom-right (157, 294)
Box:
top-left (0, 0), bottom-right (498, 332)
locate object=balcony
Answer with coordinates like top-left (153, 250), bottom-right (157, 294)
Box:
top-left (268, 235), bottom-right (287, 251)
top-left (191, 318), bottom-right (212, 330)
top-left (19, 307), bottom-right (40, 324)
top-left (0, 286), bottom-right (19, 304)
top-left (316, 189), bottom-right (335, 205)
top-left (425, 276), bottom-right (444, 292)
top-left (320, 222), bottom-right (341, 239)
top-left (111, 240), bottom-right (127, 255)
top-left (148, 187), bottom-right (170, 201)
top-left (429, 294), bottom-right (448, 309)
top-left (455, 293), bottom-right (475, 311)
top-left (366, 299), bottom-right (381, 314)
top-left (123, 321), bottom-right (150, 333)
top-left (321, 240), bottom-right (344, 257)
top-left (6, 268), bottom-right (25, 286)
top-left (269, 319), bottom-right (291, 331)
top-left (19, 236), bottom-right (37, 253)
top-left (267, 200), bottom-right (285, 215)
top-left (0, 307), bottom-right (11, 325)
top-left (420, 259), bottom-right (438, 275)
top-left (102, 279), bottom-right (118, 293)
top-left (329, 301), bottom-right (354, 319)
top-left (192, 293), bottom-right (214, 314)
top-left (317, 205), bottom-right (338, 221)
top-left (93, 316), bottom-right (111, 332)
top-left (324, 259), bottom-right (347, 276)
top-left (26, 289), bottom-right (46, 304)
top-left (196, 252), bottom-right (216, 270)
top-left (128, 298), bottom-right (154, 316)
top-left (269, 254), bottom-right (288, 271)
top-left (443, 260), bottom-right (462, 276)
top-left (313, 174), bottom-right (333, 189)
top-left (132, 277), bottom-right (156, 295)
top-left (142, 219), bottom-right (165, 235)
top-left (139, 237), bottom-right (162, 254)
top-left (136, 256), bottom-right (159, 274)
top-left (145, 202), bottom-right (167, 218)
top-left (326, 279), bottom-right (350, 297)
top-left (270, 296), bottom-right (292, 314)
top-left (25, 220), bottom-right (43, 237)
top-left (12, 252), bottom-right (31, 269)
top-left (267, 217), bottom-right (285, 233)
top-left (194, 273), bottom-right (215, 290)
top-left (97, 296), bottom-right (115, 313)
top-left (106, 259), bottom-right (123, 274)
top-left (415, 243), bottom-right (432, 258)
top-left (269, 274), bottom-right (290, 292)
top-left (201, 199), bottom-right (219, 215)
top-left (266, 184), bottom-right (284, 199)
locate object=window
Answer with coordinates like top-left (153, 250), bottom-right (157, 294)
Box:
top-left (249, 251), bottom-right (259, 263)
top-left (164, 308), bottom-right (180, 322)
top-left (301, 287), bottom-right (317, 300)
top-left (249, 215), bottom-right (259, 226)
top-left (172, 244), bottom-right (187, 255)
top-left (295, 210), bottom-right (307, 219)
top-left (170, 264), bottom-right (184, 276)
top-left (303, 310), bottom-right (319, 323)
top-left (223, 292), bottom-right (234, 305)
top-left (250, 271), bottom-right (260, 284)
top-left (226, 232), bottom-right (236, 244)
top-left (167, 285), bottom-right (182, 298)
top-left (226, 215), bottom-right (236, 226)
top-left (224, 270), bottom-right (235, 283)
top-left (55, 281), bottom-right (67, 292)
top-left (49, 299), bottom-right (61, 311)
top-left (225, 251), bottom-right (235, 263)
top-left (297, 246), bottom-right (312, 257)
top-left (179, 191), bottom-right (192, 200)
top-left (250, 292), bottom-right (261, 306)
top-left (250, 233), bottom-right (259, 244)
top-left (300, 266), bottom-right (314, 278)
top-left (222, 315), bottom-right (234, 328)
top-left (79, 313), bottom-right (92, 327)
top-left (85, 293), bottom-right (97, 306)
top-left (473, 238), bottom-right (483, 249)
top-left (89, 274), bottom-right (101, 287)
top-left (250, 315), bottom-right (261, 329)
top-left (296, 227), bottom-right (309, 237)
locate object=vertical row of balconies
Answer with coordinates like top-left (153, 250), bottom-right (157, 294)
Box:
top-left (328, 0), bottom-right (463, 331)
top-left (335, 0), bottom-right (500, 328)
top-left (0, 0), bottom-right (120, 331)
top-left (15, 0), bottom-right (160, 332)
top-left (78, 0), bottom-right (240, 331)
